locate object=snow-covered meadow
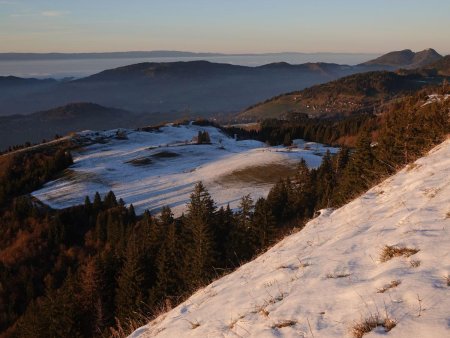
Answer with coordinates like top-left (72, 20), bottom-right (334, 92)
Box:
top-left (32, 124), bottom-right (337, 216)
top-left (130, 138), bottom-right (450, 338)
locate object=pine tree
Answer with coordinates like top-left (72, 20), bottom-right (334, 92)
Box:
top-left (336, 130), bottom-right (376, 204)
top-left (316, 150), bottom-right (335, 208)
top-left (84, 196), bottom-right (92, 210)
top-left (79, 257), bottom-right (105, 334)
top-left (252, 198), bottom-right (276, 249)
top-left (214, 205), bottom-right (234, 265)
top-left (115, 238), bottom-right (146, 324)
top-left (182, 182), bottom-right (216, 288)
top-left (291, 158), bottom-right (315, 219)
top-left (150, 220), bottom-right (181, 305)
top-left (128, 204), bottom-right (136, 222)
top-left (104, 191), bottom-right (118, 209)
top-left (266, 179), bottom-right (288, 220)
top-left (227, 195), bottom-right (255, 262)
top-left (93, 192), bottom-right (102, 211)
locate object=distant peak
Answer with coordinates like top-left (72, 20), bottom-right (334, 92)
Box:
top-left (361, 48), bottom-right (442, 68)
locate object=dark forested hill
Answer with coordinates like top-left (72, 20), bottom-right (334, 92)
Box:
top-left (237, 71), bottom-right (436, 120)
top-left (0, 61), bottom-right (363, 117)
top-left (0, 103), bottom-right (141, 151)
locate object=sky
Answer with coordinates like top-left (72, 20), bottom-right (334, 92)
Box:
top-left (1, 0), bottom-right (449, 54)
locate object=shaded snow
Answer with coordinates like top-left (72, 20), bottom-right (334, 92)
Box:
top-left (32, 124), bottom-right (336, 216)
top-left (131, 138), bottom-right (450, 338)
top-left (422, 93), bottom-right (450, 107)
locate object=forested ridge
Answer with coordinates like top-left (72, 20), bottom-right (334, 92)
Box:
top-left (0, 88), bottom-right (448, 337)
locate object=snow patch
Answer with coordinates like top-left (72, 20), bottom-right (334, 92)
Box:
top-left (32, 124), bottom-right (337, 216)
top-left (131, 138), bottom-right (450, 338)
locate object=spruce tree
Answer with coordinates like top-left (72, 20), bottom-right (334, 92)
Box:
top-left (115, 238), bottom-right (146, 324)
top-left (214, 205), bottom-right (234, 265)
top-left (316, 150), bottom-right (335, 208)
top-left (150, 220), bottom-right (181, 305)
top-left (227, 195), bottom-right (255, 262)
top-left (252, 198), bottom-right (276, 249)
top-left (182, 182), bottom-right (216, 288)
top-left (93, 192), bottom-right (102, 211)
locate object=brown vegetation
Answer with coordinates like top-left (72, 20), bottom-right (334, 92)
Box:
top-left (380, 245), bottom-right (419, 262)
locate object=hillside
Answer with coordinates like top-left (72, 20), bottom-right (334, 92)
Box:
top-left (0, 103), bottom-right (141, 151)
top-left (361, 48), bottom-right (442, 69)
top-left (131, 137), bottom-right (450, 338)
top-left (0, 60), bottom-right (361, 117)
top-left (238, 71), bottom-right (428, 120)
top-left (424, 55), bottom-right (450, 76)
top-left (31, 123), bottom-right (336, 216)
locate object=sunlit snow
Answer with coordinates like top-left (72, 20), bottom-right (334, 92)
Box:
top-left (32, 124), bottom-right (337, 215)
top-left (130, 138), bottom-right (450, 338)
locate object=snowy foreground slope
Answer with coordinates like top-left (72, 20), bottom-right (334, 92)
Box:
top-left (32, 124), bottom-right (335, 216)
top-left (131, 139), bottom-right (450, 338)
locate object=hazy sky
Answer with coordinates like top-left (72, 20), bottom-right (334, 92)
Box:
top-left (1, 0), bottom-right (449, 54)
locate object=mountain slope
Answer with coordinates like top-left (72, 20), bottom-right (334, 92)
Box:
top-left (0, 103), bottom-right (136, 150)
top-left (131, 138), bottom-right (450, 338)
top-left (31, 124), bottom-right (336, 216)
top-left (424, 55), bottom-right (450, 76)
top-left (238, 71), bottom-right (428, 120)
top-left (0, 61), bottom-right (362, 116)
top-left (361, 48), bottom-right (442, 69)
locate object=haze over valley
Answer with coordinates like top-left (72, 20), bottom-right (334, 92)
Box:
top-left (1, 1), bottom-right (449, 338)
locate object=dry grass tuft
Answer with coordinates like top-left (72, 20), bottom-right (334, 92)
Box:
top-left (377, 280), bottom-right (401, 293)
top-left (351, 314), bottom-right (396, 338)
top-left (406, 163), bottom-right (420, 171)
top-left (186, 319), bottom-right (201, 329)
top-left (326, 272), bottom-right (351, 279)
top-left (252, 304), bottom-right (270, 317)
top-left (380, 245), bottom-right (419, 262)
top-left (259, 308), bottom-right (270, 317)
top-left (228, 314), bottom-right (246, 330)
top-left (109, 314), bottom-right (150, 338)
top-left (410, 259), bottom-right (421, 268)
top-left (272, 319), bottom-right (297, 329)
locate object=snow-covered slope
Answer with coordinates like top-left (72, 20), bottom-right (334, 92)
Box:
top-left (131, 138), bottom-right (450, 338)
top-left (31, 124), bottom-right (336, 216)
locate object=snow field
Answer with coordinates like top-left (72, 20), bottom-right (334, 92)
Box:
top-left (131, 138), bottom-right (450, 338)
top-left (32, 124), bottom-right (336, 216)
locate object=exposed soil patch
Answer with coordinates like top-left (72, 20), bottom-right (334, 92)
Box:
top-left (216, 163), bottom-right (298, 186)
top-left (151, 151), bottom-right (180, 158)
top-left (126, 157), bottom-right (153, 166)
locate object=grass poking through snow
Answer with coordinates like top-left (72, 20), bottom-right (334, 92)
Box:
top-left (380, 245), bottom-right (419, 262)
top-left (271, 319), bottom-right (297, 329)
top-left (377, 280), bottom-right (401, 293)
top-left (326, 272), bottom-right (351, 279)
top-left (351, 314), bottom-right (396, 338)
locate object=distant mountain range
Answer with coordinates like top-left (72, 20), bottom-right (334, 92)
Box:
top-left (0, 51), bottom-right (226, 61)
top-left (239, 53), bottom-right (449, 120)
top-left (0, 60), bottom-right (362, 117)
top-left (0, 48), bottom-right (447, 150)
top-left (0, 51), bottom-right (378, 61)
top-left (360, 48), bottom-right (442, 69)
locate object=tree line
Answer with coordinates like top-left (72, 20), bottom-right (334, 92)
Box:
top-left (0, 90), bottom-right (448, 337)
